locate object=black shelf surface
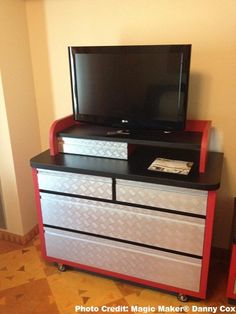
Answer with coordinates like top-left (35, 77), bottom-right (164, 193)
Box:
top-left (30, 147), bottom-right (223, 191)
top-left (58, 124), bottom-right (202, 150)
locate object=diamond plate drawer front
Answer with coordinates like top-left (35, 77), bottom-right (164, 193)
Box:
top-left (41, 193), bottom-right (205, 256)
top-left (58, 137), bottom-right (128, 160)
top-left (37, 169), bottom-right (112, 199)
top-left (116, 179), bottom-right (208, 215)
top-left (44, 227), bottom-right (202, 292)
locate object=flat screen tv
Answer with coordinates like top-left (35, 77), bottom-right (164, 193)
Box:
top-left (69, 44), bottom-right (191, 131)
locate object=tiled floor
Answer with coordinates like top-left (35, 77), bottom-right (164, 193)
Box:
top-left (0, 236), bottom-right (231, 313)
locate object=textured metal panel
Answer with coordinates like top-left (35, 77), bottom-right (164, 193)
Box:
top-left (116, 179), bottom-right (208, 215)
top-left (58, 137), bottom-right (128, 160)
top-left (37, 169), bottom-right (112, 200)
top-left (41, 193), bottom-right (205, 256)
top-left (45, 228), bottom-right (201, 292)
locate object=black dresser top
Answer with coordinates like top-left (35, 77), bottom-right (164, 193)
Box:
top-left (31, 147), bottom-right (223, 191)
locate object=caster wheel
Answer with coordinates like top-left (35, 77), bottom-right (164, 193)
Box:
top-left (177, 293), bottom-right (188, 302)
top-left (57, 263), bottom-right (66, 272)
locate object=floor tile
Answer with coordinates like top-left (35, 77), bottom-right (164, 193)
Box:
top-left (0, 278), bottom-right (59, 314)
top-left (0, 245), bottom-right (45, 291)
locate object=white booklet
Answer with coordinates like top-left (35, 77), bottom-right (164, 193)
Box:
top-left (148, 158), bottom-right (194, 175)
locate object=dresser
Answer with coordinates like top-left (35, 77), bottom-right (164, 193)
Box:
top-left (31, 118), bottom-right (223, 301)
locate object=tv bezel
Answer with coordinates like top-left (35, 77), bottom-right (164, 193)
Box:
top-left (68, 44), bottom-right (191, 131)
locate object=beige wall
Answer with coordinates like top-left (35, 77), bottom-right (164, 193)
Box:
top-left (4, 0), bottom-right (235, 247)
top-left (0, 0), bottom-right (41, 235)
top-left (23, 0), bottom-right (236, 247)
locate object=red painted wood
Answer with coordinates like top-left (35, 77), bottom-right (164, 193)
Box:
top-left (227, 245), bottom-right (236, 299)
top-left (32, 169), bottom-right (47, 259)
top-left (198, 191), bottom-right (216, 299)
top-left (49, 115), bottom-right (76, 156)
top-left (186, 120), bottom-right (211, 173)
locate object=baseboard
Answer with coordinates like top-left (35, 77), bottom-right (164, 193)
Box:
top-left (0, 224), bottom-right (39, 245)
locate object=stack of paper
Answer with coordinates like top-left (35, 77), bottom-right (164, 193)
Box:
top-left (148, 158), bottom-right (194, 175)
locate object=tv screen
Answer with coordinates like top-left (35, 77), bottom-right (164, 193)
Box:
top-left (69, 45), bottom-right (191, 131)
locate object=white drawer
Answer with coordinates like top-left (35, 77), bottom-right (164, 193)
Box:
top-left (37, 169), bottom-right (112, 200)
top-left (58, 137), bottom-right (128, 160)
top-left (116, 179), bottom-right (208, 215)
top-left (41, 193), bottom-right (205, 256)
top-left (44, 227), bottom-right (201, 292)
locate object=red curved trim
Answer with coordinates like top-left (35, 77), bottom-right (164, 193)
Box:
top-left (198, 191), bottom-right (216, 299)
top-left (32, 169), bottom-right (47, 259)
top-left (186, 120), bottom-right (211, 173)
top-left (227, 245), bottom-right (236, 299)
top-left (49, 115), bottom-right (76, 156)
